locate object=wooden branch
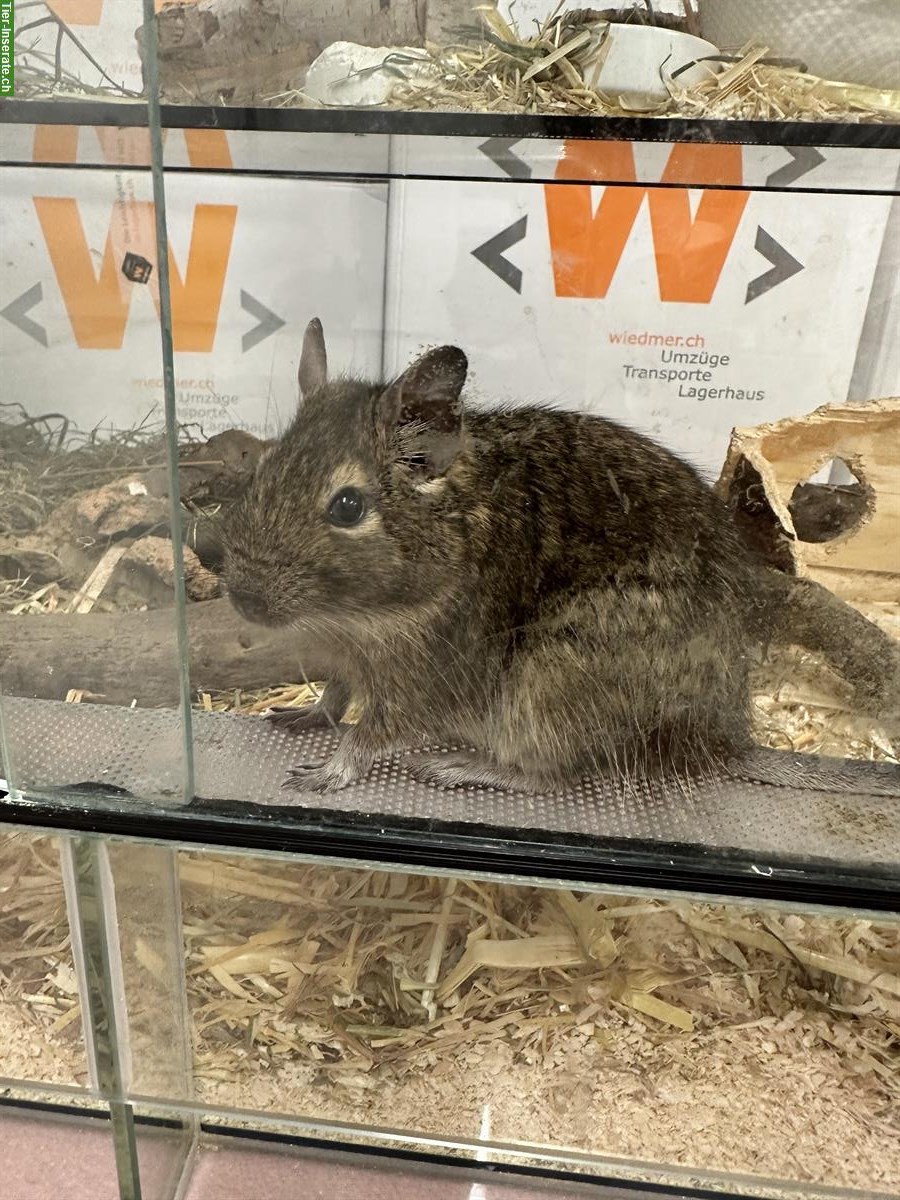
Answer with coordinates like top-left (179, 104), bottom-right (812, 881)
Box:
top-left (0, 599), bottom-right (328, 708)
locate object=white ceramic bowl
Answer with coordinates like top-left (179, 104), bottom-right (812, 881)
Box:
top-left (589, 24), bottom-right (720, 101)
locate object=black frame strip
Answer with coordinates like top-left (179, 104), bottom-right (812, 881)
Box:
top-left (2, 98), bottom-right (900, 149)
top-left (2, 791), bottom-right (897, 911)
top-left (2, 157), bottom-right (898, 197)
top-left (195, 1120), bottom-right (780, 1199)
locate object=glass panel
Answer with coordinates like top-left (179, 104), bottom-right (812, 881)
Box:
top-left (1, 1100), bottom-right (123, 1200)
top-left (1, 0), bottom-right (898, 906)
top-left (167, 848), bottom-right (900, 1197)
top-left (64, 833), bottom-right (195, 1200)
top-left (0, 827), bottom-right (196, 1194)
top-left (0, 0), bottom-right (192, 808)
top-left (167, 1127), bottom-right (643, 1200)
top-left (4, 8), bottom-right (899, 1197)
top-left (3, 119), bottom-right (898, 192)
top-left (104, 841), bottom-right (193, 1102)
top-left (0, 827), bottom-right (91, 1094)
top-left (131, 1112), bottom-right (195, 1200)
top-left (179, 158), bottom-right (897, 887)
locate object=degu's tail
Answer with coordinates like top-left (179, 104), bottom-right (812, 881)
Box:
top-left (747, 567), bottom-right (900, 726)
top-left (725, 746), bottom-right (900, 797)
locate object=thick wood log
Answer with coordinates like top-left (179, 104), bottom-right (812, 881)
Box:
top-left (0, 599), bottom-right (327, 709)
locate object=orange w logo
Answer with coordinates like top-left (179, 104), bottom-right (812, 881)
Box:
top-left (33, 127), bottom-right (236, 351)
top-left (545, 143), bottom-right (749, 303)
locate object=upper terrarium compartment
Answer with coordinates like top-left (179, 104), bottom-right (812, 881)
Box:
top-left (7, 0), bottom-right (900, 125)
top-left (136, 0), bottom-right (900, 123)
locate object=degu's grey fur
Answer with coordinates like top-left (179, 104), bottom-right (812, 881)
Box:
top-left (221, 320), bottom-right (900, 798)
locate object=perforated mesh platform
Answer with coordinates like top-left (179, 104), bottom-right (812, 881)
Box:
top-left (2, 696), bottom-right (899, 869)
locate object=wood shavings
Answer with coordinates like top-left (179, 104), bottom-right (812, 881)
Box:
top-left (677, 911), bottom-right (900, 998)
top-left (750, 636), bottom-right (899, 766)
top-left (420, 877), bottom-right (458, 1020)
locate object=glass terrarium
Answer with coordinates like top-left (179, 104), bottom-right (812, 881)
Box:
top-left (0, 2), bottom-right (898, 1198)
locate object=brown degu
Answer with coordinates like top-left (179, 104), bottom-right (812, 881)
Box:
top-left (221, 320), bottom-right (900, 798)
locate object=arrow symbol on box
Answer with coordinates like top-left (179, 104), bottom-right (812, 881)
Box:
top-left (472, 216), bottom-right (528, 293)
top-left (765, 146), bottom-right (825, 188)
top-left (745, 227), bottom-right (804, 304)
top-left (478, 137), bottom-right (532, 180)
top-left (241, 289), bottom-right (286, 352)
top-left (1, 282), bottom-right (48, 347)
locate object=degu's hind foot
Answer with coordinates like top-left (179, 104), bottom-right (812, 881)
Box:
top-left (404, 750), bottom-right (560, 793)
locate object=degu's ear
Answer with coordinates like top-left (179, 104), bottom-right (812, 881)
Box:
top-left (378, 346), bottom-right (468, 474)
top-left (297, 318), bottom-right (328, 401)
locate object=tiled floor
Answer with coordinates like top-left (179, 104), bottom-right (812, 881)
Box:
top-left (1, 1107), bottom-right (197, 1200)
top-left (1, 1106), bottom-right (680, 1200)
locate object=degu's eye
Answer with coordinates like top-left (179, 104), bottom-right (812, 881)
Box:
top-left (327, 486), bottom-right (367, 528)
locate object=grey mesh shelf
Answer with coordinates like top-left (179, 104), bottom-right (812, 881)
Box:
top-left (1, 696), bottom-right (898, 909)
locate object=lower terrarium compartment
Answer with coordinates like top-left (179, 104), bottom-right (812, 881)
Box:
top-left (177, 857), bottom-right (899, 1196)
top-left (2, 837), bottom-right (898, 1196)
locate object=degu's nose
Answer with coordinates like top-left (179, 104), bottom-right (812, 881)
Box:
top-left (228, 586), bottom-right (271, 624)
